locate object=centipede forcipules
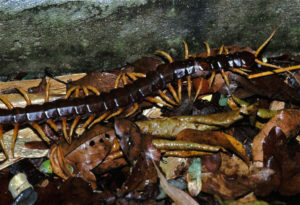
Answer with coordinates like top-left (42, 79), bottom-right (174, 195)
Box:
top-left (0, 29), bottom-right (299, 160)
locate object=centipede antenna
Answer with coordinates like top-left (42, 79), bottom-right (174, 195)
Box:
top-left (187, 76), bottom-right (192, 100)
top-left (16, 87), bottom-right (32, 105)
top-left (125, 103), bottom-right (139, 117)
top-left (0, 125), bottom-right (9, 159)
top-left (88, 112), bottom-right (109, 129)
top-left (145, 96), bottom-right (173, 108)
top-left (11, 124), bottom-right (19, 158)
top-left (203, 42), bottom-right (211, 57)
top-left (155, 50), bottom-right (174, 63)
top-left (167, 84), bottom-right (180, 104)
top-left (0, 95), bottom-right (14, 110)
top-left (194, 78), bottom-right (203, 102)
top-left (158, 90), bottom-right (177, 105)
top-left (254, 28), bottom-right (277, 58)
top-left (105, 108), bottom-right (124, 120)
top-left (182, 40), bottom-right (189, 60)
top-left (31, 122), bottom-right (51, 144)
top-left (248, 64), bottom-right (300, 79)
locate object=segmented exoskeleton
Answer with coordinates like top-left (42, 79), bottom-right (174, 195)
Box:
top-left (1, 29), bottom-right (299, 160)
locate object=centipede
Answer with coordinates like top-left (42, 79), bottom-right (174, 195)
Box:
top-left (1, 29), bottom-right (300, 161)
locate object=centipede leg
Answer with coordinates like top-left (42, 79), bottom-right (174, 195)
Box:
top-left (203, 42), bottom-right (211, 57)
top-left (182, 40), bottom-right (189, 59)
top-left (221, 69), bottom-right (231, 94)
top-left (125, 103), bottom-right (139, 117)
top-left (208, 71), bottom-right (216, 88)
top-left (0, 125), bottom-right (9, 159)
top-left (105, 108), bottom-right (124, 121)
top-left (61, 117), bottom-right (70, 144)
top-left (31, 122), bottom-right (51, 144)
top-left (146, 96), bottom-right (173, 108)
top-left (11, 124), bottom-right (19, 158)
top-left (0, 96), bottom-right (14, 159)
top-left (194, 78), bottom-right (203, 102)
top-left (187, 76), bottom-right (192, 100)
top-left (155, 50), bottom-right (174, 63)
top-left (249, 64), bottom-right (300, 79)
top-left (88, 112), bottom-right (109, 129)
top-left (167, 84), bottom-right (180, 104)
top-left (114, 72), bottom-right (146, 88)
top-left (158, 90), bottom-right (177, 106)
top-left (177, 79), bottom-right (182, 103)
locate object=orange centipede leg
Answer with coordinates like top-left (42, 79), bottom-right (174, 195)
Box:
top-left (61, 117), bottom-right (70, 144)
top-left (187, 76), bottom-right (192, 100)
top-left (0, 125), bottom-right (9, 159)
top-left (203, 41), bottom-right (211, 57)
top-left (167, 84), bottom-right (180, 104)
top-left (69, 116), bottom-right (80, 138)
top-left (125, 103), bottom-right (139, 117)
top-left (16, 87), bottom-right (31, 105)
top-left (31, 122), bottom-right (51, 144)
top-left (11, 124), bottom-right (19, 158)
top-left (88, 112), bottom-right (109, 129)
top-left (0, 95), bottom-right (14, 110)
top-left (182, 40), bottom-right (189, 60)
top-left (145, 96), bottom-right (173, 108)
top-left (155, 50), bottom-right (174, 63)
top-left (177, 79), bottom-right (182, 103)
top-left (208, 71), bottom-right (215, 88)
top-left (194, 78), bottom-right (203, 101)
top-left (158, 90), bottom-right (177, 106)
top-left (105, 108), bottom-right (124, 120)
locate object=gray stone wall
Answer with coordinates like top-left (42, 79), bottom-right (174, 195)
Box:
top-left (0, 0), bottom-right (300, 76)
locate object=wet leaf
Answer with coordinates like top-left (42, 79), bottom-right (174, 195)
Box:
top-left (187, 158), bottom-right (202, 196)
top-left (259, 126), bottom-right (300, 196)
top-left (252, 109), bottom-right (300, 164)
top-left (177, 129), bottom-right (250, 164)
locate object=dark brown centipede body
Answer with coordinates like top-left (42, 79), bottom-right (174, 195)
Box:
top-left (0, 51), bottom-right (255, 128)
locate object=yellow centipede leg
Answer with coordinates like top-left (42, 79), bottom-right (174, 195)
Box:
top-left (105, 108), bottom-right (124, 120)
top-left (182, 40), bottom-right (189, 60)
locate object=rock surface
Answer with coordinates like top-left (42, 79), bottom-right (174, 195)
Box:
top-left (0, 0), bottom-right (300, 76)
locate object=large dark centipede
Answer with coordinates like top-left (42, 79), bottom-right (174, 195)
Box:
top-left (0, 29), bottom-right (299, 160)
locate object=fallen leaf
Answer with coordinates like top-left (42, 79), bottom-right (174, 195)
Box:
top-left (152, 159), bottom-right (199, 205)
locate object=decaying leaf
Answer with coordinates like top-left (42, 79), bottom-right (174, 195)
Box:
top-left (252, 109), bottom-right (300, 164)
top-left (177, 129), bottom-right (250, 164)
top-left (187, 158), bottom-right (202, 196)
